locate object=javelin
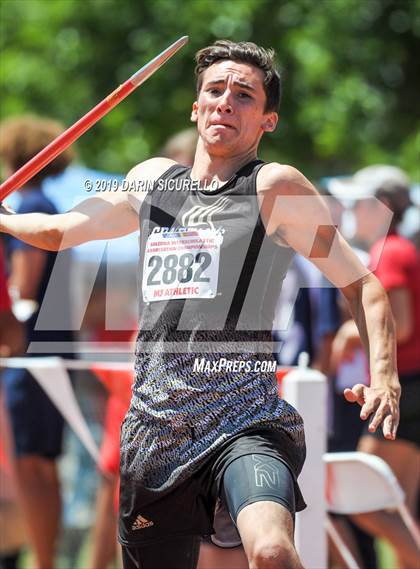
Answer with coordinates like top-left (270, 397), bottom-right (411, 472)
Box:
top-left (0, 36), bottom-right (188, 201)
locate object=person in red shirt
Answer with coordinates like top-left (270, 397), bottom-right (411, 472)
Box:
top-left (369, 233), bottom-right (420, 378)
top-left (89, 366), bottom-right (133, 569)
top-left (80, 285), bottom-right (136, 569)
top-left (332, 165), bottom-right (419, 568)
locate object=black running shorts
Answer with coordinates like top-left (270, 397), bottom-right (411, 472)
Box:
top-left (122, 452), bottom-right (298, 567)
top-left (119, 427), bottom-right (305, 551)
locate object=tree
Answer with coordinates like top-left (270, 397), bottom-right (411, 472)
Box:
top-left (1, 0), bottom-right (419, 179)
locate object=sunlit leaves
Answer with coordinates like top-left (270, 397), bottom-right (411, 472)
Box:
top-left (0, 0), bottom-right (418, 179)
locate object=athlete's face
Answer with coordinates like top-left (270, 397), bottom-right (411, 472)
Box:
top-left (191, 61), bottom-right (278, 156)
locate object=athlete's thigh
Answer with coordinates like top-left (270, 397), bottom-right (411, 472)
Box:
top-left (122, 534), bottom-right (201, 569)
top-left (221, 453), bottom-right (297, 554)
top-left (237, 500), bottom-right (295, 556)
top-left (221, 453), bottom-right (296, 522)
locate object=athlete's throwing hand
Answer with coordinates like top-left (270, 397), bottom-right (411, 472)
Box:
top-left (344, 383), bottom-right (400, 440)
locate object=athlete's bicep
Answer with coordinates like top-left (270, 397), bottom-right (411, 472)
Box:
top-left (258, 164), bottom-right (368, 289)
top-left (58, 157), bottom-right (176, 248)
top-left (276, 197), bottom-right (368, 289)
top-left (59, 192), bottom-right (139, 248)
top-left (286, 226), bottom-right (369, 289)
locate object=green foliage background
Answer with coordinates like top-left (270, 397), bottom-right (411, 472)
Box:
top-left (1, 0), bottom-right (419, 180)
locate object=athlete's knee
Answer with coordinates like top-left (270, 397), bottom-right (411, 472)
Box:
top-left (247, 536), bottom-right (301, 569)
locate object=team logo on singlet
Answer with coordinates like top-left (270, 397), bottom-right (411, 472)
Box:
top-left (132, 514), bottom-right (154, 530)
top-left (181, 196), bottom-right (230, 230)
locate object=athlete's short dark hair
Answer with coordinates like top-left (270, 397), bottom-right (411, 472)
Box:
top-left (195, 40), bottom-right (281, 112)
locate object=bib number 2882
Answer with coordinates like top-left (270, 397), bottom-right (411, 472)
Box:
top-left (146, 252), bottom-right (211, 286)
top-left (142, 228), bottom-right (222, 302)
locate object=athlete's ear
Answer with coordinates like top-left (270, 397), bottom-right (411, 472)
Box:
top-left (262, 112), bottom-right (278, 132)
top-left (191, 101), bottom-right (198, 123)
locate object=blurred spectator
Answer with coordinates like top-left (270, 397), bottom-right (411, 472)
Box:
top-left (274, 185), bottom-right (345, 368)
top-left (0, 241), bottom-right (23, 357)
top-left (161, 128), bottom-right (198, 166)
top-left (273, 255), bottom-right (317, 366)
top-left (315, 189), bottom-right (370, 451)
top-left (0, 115), bottom-right (75, 569)
top-left (0, 241), bottom-right (25, 569)
top-left (0, 392), bottom-right (26, 569)
top-left (330, 165), bottom-right (420, 568)
top-left (88, 366), bottom-right (133, 569)
top-left (83, 285), bottom-right (135, 569)
top-left (307, 189), bottom-right (377, 569)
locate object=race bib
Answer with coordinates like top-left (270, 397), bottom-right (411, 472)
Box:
top-left (142, 227), bottom-right (223, 302)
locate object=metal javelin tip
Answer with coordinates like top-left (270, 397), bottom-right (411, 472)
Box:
top-left (130, 36), bottom-right (189, 87)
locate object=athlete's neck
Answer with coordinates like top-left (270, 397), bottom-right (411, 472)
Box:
top-left (190, 141), bottom-right (258, 186)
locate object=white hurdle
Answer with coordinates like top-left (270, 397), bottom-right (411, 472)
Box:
top-left (282, 360), bottom-right (328, 569)
top-left (0, 356), bottom-right (133, 463)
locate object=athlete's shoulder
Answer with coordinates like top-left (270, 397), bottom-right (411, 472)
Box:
top-left (256, 162), bottom-right (329, 240)
top-left (125, 157), bottom-right (177, 214)
top-left (257, 163), bottom-right (316, 196)
top-left (126, 157), bottom-right (177, 183)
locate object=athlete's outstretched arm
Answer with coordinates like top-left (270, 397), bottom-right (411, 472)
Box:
top-left (0, 157), bottom-right (174, 251)
top-left (257, 163), bottom-right (400, 440)
top-left (0, 191), bottom-right (138, 251)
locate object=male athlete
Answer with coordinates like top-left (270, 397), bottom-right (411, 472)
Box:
top-left (1, 41), bottom-right (400, 569)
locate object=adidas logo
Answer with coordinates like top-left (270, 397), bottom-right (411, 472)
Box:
top-left (132, 514), bottom-right (154, 530)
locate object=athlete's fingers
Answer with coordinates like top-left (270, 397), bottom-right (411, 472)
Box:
top-left (391, 407), bottom-right (400, 439)
top-left (343, 384), bottom-right (365, 406)
top-left (360, 392), bottom-right (383, 421)
top-left (383, 402), bottom-right (400, 440)
top-left (367, 400), bottom-right (389, 432)
top-left (343, 388), bottom-right (357, 402)
top-left (381, 414), bottom-right (395, 440)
